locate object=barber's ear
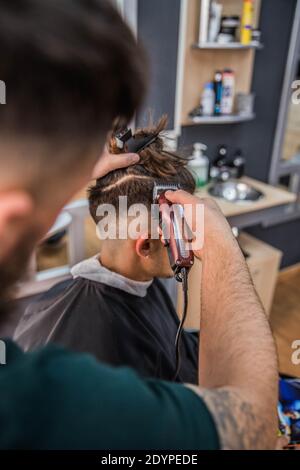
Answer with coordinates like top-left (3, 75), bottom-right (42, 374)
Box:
top-left (135, 236), bottom-right (152, 259)
top-left (0, 191), bottom-right (34, 259)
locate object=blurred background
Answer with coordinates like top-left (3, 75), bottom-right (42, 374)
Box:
top-left (1, 0), bottom-right (300, 378)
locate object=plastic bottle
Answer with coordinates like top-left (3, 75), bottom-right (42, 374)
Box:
top-left (241, 0), bottom-right (253, 45)
top-left (232, 149), bottom-right (246, 178)
top-left (213, 144), bottom-right (228, 167)
top-left (201, 82), bottom-right (215, 116)
top-left (188, 143), bottom-right (209, 188)
top-left (221, 69), bottom-right (235, 115)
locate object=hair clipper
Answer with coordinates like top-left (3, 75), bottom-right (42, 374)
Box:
top-left (153, 183), bottom-right (194, 282)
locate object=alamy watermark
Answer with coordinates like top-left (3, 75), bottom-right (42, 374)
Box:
top-left (0, 340), bottom-right (6, 365)
top-left (291, 80), bottom-right (300, 104)
top-left (95, 198), bottom-right (205, 251)
top-left (0, 80), bottom-right (6, 104)
top-left (291, 339), bottom-right (300, 366)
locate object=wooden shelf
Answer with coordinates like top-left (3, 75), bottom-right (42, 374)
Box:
top-left (183, 113), bottom-right (255, 126)
top-left (192, 42), bottom-right (263, 51)
top-left (179, 0), bottom-right (261, 125)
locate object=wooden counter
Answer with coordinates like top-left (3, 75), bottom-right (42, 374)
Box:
top-left (195, 176), bottom-right (297, 219)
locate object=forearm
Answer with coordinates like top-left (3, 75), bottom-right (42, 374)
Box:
top-left (198, 239), bottom-right (278, 447)
top-left (200, 239), bottom-right (277, 387)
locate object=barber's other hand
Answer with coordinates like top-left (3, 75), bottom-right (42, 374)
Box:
top-left (165, 190), bottom-right (239, 260)
top-left (91, 147), bottom-right (140, 179)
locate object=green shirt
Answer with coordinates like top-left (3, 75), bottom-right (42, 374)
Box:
top-left (0, 340), bottom-right (219, 450)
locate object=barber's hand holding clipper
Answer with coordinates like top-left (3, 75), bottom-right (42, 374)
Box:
top-left (165, 189), bottom-right (238, 260)
top-left (165, 189), bottom-right (279, 450)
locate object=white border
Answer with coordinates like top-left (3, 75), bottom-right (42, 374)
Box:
top-left (174, 0), bottom-right (188, 136)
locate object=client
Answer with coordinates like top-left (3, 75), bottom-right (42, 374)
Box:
top-left (14, 116), bottom-right (198, 383)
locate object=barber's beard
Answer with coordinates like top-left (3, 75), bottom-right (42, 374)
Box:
top-left (0, 230), bottom-right (39, 318)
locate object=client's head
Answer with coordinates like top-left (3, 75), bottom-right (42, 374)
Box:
top-left (88, 116), bottom-right (195, 281)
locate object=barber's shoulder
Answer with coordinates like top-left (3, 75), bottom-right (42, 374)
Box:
top-left (3, 343), bottom-right (220, 449)
top-left (26, 343), bottom-right (140, 390)
top-left (1, 343), bottom-right (146, 449)
top-left (8, 342), bottom-right (137, 402)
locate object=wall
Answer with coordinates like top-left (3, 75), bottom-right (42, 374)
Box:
top-left (138, 0), bottom-right (300, 267)
top-left (137, 0), bottom-right (180, 127)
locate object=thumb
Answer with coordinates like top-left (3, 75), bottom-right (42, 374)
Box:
top-left (165, 189), bottom-right (194, 205)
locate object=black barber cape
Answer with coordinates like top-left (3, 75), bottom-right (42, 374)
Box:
top-left (14, 263), bottom-right (198, 384)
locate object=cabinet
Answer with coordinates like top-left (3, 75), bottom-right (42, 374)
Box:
top-left (175, 0), bottom-right (262, 130)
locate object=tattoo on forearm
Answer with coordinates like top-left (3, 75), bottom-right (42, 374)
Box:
top-left (187, 385), bottom-right (274, 450)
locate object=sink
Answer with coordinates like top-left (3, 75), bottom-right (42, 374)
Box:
top-left (208, 180), bottom-right (264, 203)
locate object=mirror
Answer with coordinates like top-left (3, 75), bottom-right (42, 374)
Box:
top-left (281, 61), bottom-right (300, 162)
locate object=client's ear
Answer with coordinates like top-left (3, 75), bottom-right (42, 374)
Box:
top-left (0, 190), bottom-right (34, 261)
top-left (135, 236), bottom-right (152, 259)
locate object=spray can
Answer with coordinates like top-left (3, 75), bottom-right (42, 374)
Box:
top-left (214, 71), bottom-right (223, 115)
top-left (221, 69), bottom-right (235, 115)
top-left (241, 0), bottom-right (253, 45)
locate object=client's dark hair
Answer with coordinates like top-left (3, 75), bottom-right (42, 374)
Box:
top-left (88, 116), bottom-right (195, 223)
top-left (0, 0), bottom-right (147, 142)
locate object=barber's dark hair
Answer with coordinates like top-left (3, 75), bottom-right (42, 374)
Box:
top-left (0, 0), bottom-right (147, 140)
top-left (88, 115), bottom-right (196, 223)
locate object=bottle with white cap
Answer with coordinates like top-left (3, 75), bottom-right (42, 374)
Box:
top-left (188, 143), bottom-right (209, 188)
top-left (201, 82), bottom-right (215, 116)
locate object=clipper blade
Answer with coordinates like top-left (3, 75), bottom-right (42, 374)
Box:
top-left (152, 182), bottom-right (180, 202)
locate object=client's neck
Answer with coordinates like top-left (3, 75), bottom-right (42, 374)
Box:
top-left (99, 243), bottom-right (151, 282)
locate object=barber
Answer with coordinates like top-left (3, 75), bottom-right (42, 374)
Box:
top-left (0, 0), bottom-right (278, 450)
